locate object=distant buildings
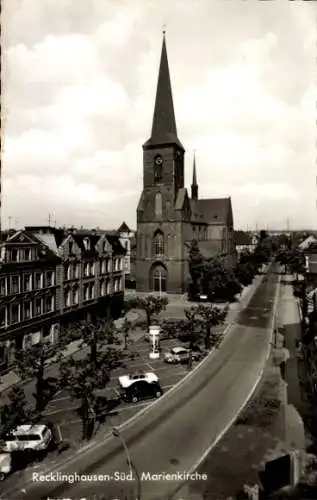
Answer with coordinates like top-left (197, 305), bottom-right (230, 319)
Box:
top-left (234, 230), bottom-right (258, 258)
top-left (0, 226), bottom-right (126, 373)
top-left (136, 33), bottom-right (235, 294)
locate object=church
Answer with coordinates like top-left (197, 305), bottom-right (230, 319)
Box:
top-left (136, 32), bottom-right (235, 294)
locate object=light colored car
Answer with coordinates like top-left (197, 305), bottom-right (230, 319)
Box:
top-left (0, 453), bottom-right (11, 481)
top-left (1, 424), bottom-right (52, 453)
top-left (164, 346), bottom-right (202, 364)
top-left (118, 372), bottom-right (159, 389)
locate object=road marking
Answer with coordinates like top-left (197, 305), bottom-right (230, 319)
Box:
top-left (6, 276), bottom-right (266, 497)
top-left (172, 274), bottom-right (281, 495)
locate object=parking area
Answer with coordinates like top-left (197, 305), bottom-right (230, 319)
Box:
top-left (43, 335), bottom-right (201, 422)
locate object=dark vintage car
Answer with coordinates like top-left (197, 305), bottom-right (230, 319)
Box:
top-left (119, 380), bottom-right (163, 404)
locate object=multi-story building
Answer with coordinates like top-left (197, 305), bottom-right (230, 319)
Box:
top-left (0, 226), bottom-right (126, 373)
top-left (117, 222), bottom-right (135, 277)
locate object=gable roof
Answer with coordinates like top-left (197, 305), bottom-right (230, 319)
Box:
top-left (71, 234), bottom-right (100, 254)
top-left (106, 234), bottom-right (126, 255)
top-left (118, 221), bottom-right (131, 233)
top-left (190, 197), bottom-right (231, 223)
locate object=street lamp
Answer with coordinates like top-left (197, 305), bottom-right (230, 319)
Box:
top-left (112, 427), bottom-right (141, 500)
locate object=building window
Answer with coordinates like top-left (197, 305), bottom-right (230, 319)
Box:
top-left (45, 295), bottom-right (54, 313)
top-left (84, 263), bottom-right (90, 277)
top-left (0, 277), bottom-right (6, 296)
top-left (74, 264), bottom-right (80, 279)
top-left (90, 283), bottom-right (95, 299)
top-left (25, 249), bottom-right (31, 261)
top-left (101, 259), bottom-right (106, 274)
top-left (155, 192), bottom-right (163, 217)
top-left (69, 241), bottom-right (74, 255)
top-left (11, 249), bottom-right (18, 262)
top-left (151, 265), bottom-right (167, 292)
top-left (46, 271), bottom-right (54, 287)
top-left (100, 282), bottom-right (106, 296)
top-left (72, 286), bottom-right (79, 304)
top-left (153, 231), bottom-right (164, 257)
top-left (114, 279), bottom-right (118, 293)
top-left (11, 304), bottom-right (19, 323)
top-left (23, 302), bottom-right (32, 321)
top-left (107, 259), bottom-right (111, 273)
top-left (11, 276), bottom-right (19, 294)
top-left (83, 284), bottom-right (89, 301)
top-left (83, 238), bottom-right (90, 251)
top-left (125, 241), bottom-right (129, 250)
top-left (0, 307), bottom-right (6, 328)
top-left (34, 272), bottom-right (42, 289)
top-left (106, 281), bottom-right (111, 295)
top-left (65, 289), bottom-right (71, 307)
top-left (90, 262), bottom-right (94, 275)
top-left (35, 298), bottom-right (42, 316)
top-left (22, 274), bottom-right (32, 292)
top-left (154, 155), bottom-right (163, 184)
top-left (66, 265), bottom-right (72, 280)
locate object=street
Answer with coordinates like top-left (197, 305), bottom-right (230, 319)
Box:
top-left (4, 267), bottom-right (279, 500)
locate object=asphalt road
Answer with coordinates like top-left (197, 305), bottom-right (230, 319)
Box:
top-left (5, 267), bottom-right (279, 500)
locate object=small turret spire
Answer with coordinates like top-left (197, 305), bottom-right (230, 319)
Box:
top-left (191, 150), bottom-right (198, 200)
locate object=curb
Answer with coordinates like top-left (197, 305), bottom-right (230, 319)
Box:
top-left (7, 269), bottom-right (267, 495)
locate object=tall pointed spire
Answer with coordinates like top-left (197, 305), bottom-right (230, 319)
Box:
top-left (143, 30), bottom-right (184, 150)
top-left (191, 150), bottom-right (198, 200)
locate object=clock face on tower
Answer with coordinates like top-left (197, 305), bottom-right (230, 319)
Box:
top-left (155, 156), bottom-right (163, 165)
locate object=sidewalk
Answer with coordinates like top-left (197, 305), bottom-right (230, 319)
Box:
top-left (0, 310), bottom-right (143, 396)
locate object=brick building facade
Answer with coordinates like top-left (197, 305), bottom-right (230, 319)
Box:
top-left (136, 33), bottom-right (235, 294)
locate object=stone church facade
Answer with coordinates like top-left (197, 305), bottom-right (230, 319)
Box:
top-left (136, 33), bottom-right (235, 294)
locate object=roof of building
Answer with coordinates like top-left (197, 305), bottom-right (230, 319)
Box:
top-left (71, 234), bottom-right (100, 254)
top-left (234, 230), bottom-right (253, 246)
top-left (118, 221), bottom-right (131, 233)
top-left (190, 197), bottom-right (231, 224)
top-left (143, 34), bottom-right (184, 151)
top-left (105, 234), bottom-right (126, 255)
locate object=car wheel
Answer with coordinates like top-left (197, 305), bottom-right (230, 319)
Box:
top-left (155, 390), bottom-right (162, 398)
top-left (131, 395), bottom-right (138, 403)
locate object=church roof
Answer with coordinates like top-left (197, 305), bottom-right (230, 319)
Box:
top-left (190, 198), bottom-right (231, 223)
top-left (143, 33), bottom-right (184, 151)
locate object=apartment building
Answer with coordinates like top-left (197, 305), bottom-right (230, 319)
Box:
top-left (0, 226), bottom-right (126, 373)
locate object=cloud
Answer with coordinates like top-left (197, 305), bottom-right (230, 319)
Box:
top-left (2, 0), bottom-right (316, 230)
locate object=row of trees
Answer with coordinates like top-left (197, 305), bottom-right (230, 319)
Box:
top-left (188, 236), bottom-right (271, 303)
top-left (0, 296), bottom-right (170, 440)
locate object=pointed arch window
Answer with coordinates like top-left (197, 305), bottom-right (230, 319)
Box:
top-left (154, 155), bottom-right (163, 185)
top-left (153, 231), bottom-right (164, 257)
top-left (155, 192), bottom-right (163, 218)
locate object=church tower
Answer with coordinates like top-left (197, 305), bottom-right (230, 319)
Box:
top-left (136, 31), bottom-right (191, 293)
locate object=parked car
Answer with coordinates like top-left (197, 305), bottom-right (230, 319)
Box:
top-left (118, 371), bottom-right (162, 403)
top-left (164, 346), bottom-right (202, 364)
top-left (1, 425), bottom-right (53, 453)
top-left (118, 372), bottom-right (158, 387)
top-left (119, 380), bottom-right (163, 403)
top-left (0, 453), bottom-right (11, 481)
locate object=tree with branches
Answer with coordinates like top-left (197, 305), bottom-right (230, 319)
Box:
top-left (0, 386), bottom-right (37, 437)
top-left (202, 258), bottom-right (242, 302)
top-left (124, 295), bottom-right (168, 329)
top-left (15, 341), bottom-right (63, 412)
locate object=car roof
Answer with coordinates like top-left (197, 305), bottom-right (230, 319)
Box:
top-left (171, 347), bottom-right (188, 353)
top-left (10, 425), bottom-right (47, 435)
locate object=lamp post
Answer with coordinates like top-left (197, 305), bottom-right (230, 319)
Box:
top-left (112, 427), bottom-right (141, 500)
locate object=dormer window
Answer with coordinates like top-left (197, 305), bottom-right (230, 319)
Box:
top-left (69, 241), bottom-right (74, 255)
top-left (83, 237), bottom-right (90, 251)
top-left (154, 155), bottom-right (163, 185)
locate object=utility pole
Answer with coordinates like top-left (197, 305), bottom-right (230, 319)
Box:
top-left (48, 213), bottom-right (52, 226)
top-left (8, 216), bottom-right (12, 229)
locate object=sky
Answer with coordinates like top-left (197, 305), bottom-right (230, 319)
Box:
top-left (2, 0), bottom-right (316, 231)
